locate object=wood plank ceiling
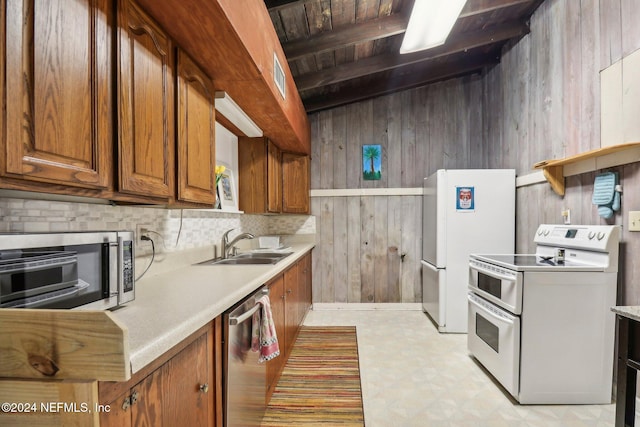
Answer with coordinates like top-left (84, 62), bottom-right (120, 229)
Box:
top-left (266, 0), bottom-right (545, 112)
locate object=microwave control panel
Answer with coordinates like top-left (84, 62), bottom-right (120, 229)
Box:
top-left (122, 240), bottom-right (134, 292)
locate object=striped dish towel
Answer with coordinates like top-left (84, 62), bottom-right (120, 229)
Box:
top-left (251, 294), bottom-right (280, 363)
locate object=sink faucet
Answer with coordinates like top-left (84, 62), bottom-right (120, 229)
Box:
top-left (221, 228), bottom-right (255, 259)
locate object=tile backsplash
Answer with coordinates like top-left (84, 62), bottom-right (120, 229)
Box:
top-left (268, 214), bottom-right (316, 235)
top-left (0, 197), bottom-right (315, 257)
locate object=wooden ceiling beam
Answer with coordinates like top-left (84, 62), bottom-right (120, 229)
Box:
top-left (294, 21), bottom-right (529, 91)
top-left (268, 0), bottom-right (533, 16)
top-left (459, 0), bottom-right (533, 18)
top-left (265, 0), bottom-right (312, 12)
top-left (303, 53), bottom-right (500, 113)
top-left (283, 13), bottom-right (408, 61)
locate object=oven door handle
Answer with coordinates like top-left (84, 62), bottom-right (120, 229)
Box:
top-left (469, 264), bottom-right (515, 283)
top-left (468, 294), bottom-right (516, 323)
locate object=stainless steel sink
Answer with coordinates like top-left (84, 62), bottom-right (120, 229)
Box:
top-left (196, 251), bottom-right (293, 266)
top-left (235, 252), bottom-right (291, 259)
top-left (212, 257), bottom-right (276, 265)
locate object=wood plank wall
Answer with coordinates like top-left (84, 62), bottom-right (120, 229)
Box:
top-left (308, 0), bottom-right (640, 305)
top-left (309, 76), bottom-right (485, 303)
top-left (484, 0), bottom-right (640, 305)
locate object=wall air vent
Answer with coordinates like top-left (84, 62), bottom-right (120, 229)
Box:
top-left (273, 53), bottom-right (286, 99)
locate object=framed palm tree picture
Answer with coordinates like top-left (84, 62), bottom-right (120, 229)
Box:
top-left (362, 144), bottom-right (382, 180)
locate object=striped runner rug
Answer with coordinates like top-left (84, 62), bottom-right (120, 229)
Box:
top-left (261, 326), bottom-right (365, 426)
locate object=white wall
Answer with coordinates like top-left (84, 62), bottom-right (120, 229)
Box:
top-left (216, 122), bottom-right (240, 208)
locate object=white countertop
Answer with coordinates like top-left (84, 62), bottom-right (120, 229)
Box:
top-left (612, 306), bottom-right (640, 323)
top-left (110, 238), bottom-right (315, 373)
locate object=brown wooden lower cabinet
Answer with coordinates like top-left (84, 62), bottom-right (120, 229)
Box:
top-left (99, 252), bottom-right (312, 425)
top-left (99, 318), bottom-right (221, 427)
top-left (132, 368), bottom-right (163, 426)
top-left (283, 262), bottom-right (299, 360)
top-left (163, 331), bottom-right (213, 426)
top-left (266, 275), bottom-right (285, 402)
top-left (265, 251), bottom-right (313, 402)
top-left (298, 253), bottom-right (312, 322)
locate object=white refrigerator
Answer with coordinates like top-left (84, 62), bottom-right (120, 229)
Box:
top-left (422, 169), bottom-right (515, 333)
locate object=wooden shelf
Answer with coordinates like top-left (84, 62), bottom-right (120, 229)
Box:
top-left (533, 142), bottom-right (640, 196)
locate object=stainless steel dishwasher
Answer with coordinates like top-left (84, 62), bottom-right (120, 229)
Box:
top-left (224, 285), bottom-right (269, 427)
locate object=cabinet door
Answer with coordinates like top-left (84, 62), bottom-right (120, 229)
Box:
top-left (117, 0), bottom-right (174, 198)
top-left (297, 253), bottom-right (312, 323)
top-left (132, 369), bottom-right (164, 426)
top-left (176, 49), bottom-right (216, 205)
top-left (99, 323), bottom-right (217, 427)
top-left (283, 263), bottom-right (299, 359)
top-left (99, 389), bottom-right (132, 427)
top-left (238, 137), bottom-right (267, 213)
top-left (282, 153), bottom-right (310, 214)
top-left (163, 332), bottom-right (212, 427)
top-left (266, 275), bottom-right (285, 399)
top-left (266, 141), bottom-right (282, 213)
top-left (3, 0), bottom-right (112, 189)
top-left (238, 137), bottom-right (284, 213)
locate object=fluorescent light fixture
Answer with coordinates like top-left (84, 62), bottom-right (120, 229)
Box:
top-left (214, 91), bottom-right (263, 137)
top-left (400, 0), bottom-right (467, 54)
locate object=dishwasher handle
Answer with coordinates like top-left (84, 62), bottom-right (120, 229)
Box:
top-left (229, 304), bottom-right (260, 326)
top-left (228, 287), bottom-right (269, 326)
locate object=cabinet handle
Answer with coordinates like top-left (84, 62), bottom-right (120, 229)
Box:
top-left (130, 391), bottom-right (139, 405)
top-left (121, 396), bottom-right (131, 411)
top-left (287, 289), bottom-right (292, 294)
top-left (199, 383), bottom-right (209, 393)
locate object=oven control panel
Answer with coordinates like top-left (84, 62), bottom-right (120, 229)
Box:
top-left (534, 224), bottom-right (620, 252)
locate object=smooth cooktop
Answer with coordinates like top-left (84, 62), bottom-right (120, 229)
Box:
top-left (470, 254), bottom-right (606, 272)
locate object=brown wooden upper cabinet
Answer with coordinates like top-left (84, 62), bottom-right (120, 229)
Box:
top-left (238, 137), bottom-right (310, 214)
top-left (134, 0), bottom-right (310, 154)
top-left (176, 50), bottom-right (216, 205)
top-left (117, 0), bottom-right (175, 200)
top-left (282, 153), bottom-right (310, 214)
top-left (238, 137), bottom-right (282, 214)
top-left (2, 0), bottom-right (113, 190)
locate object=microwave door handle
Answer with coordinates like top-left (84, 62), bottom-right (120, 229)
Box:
top-left (468, 294), bottom-right (516, 324)
top-left (107, 241), bottom-right (119, 298)
top-left (470, 265), bottom-right (515, 283)
top-left (117, 236), bottom-right (124, 296)
top-left (3, 286), bottom-right (82, 309)
top-left (2, 257), bottom-right (78, 274)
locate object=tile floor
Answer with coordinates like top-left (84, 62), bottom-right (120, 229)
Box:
top-left (303, 309), bottom-right (617, 427)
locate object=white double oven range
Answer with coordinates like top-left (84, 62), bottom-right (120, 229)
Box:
top-left (467, 224), bottom-right (620, 404)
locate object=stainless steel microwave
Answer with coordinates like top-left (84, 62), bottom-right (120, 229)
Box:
top-left (0, 231), bottom-right (135, 310)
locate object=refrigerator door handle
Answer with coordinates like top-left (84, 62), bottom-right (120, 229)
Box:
top-left (421, 259), bottom-right (439, 272)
